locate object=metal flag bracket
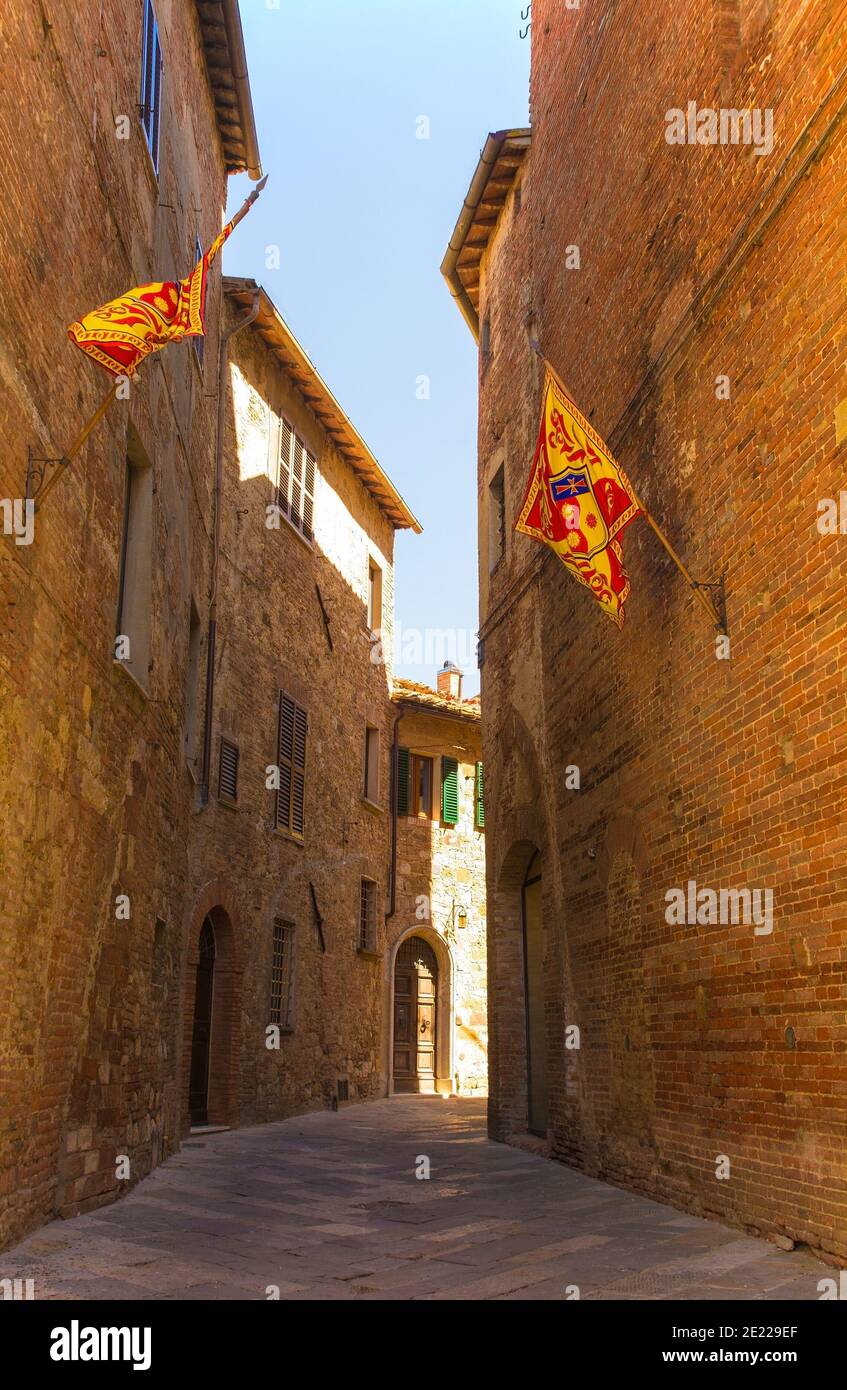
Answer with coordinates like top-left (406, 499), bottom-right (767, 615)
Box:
top-left (25, 448), bottom-right (69, 505)
top-left (691, 575), bottom-right (728, 635)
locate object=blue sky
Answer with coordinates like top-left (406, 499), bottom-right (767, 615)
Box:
top-left (223, 0), bottom-right (530, 696)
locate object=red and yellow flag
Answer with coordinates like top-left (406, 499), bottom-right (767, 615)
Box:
top-left (67, 220), bottom-right (234, 379)
top-left (515, 369), bottom-right (641, 627)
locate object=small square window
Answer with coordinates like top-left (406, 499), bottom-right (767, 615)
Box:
top-left (359, 878), bottom-right (377, 953)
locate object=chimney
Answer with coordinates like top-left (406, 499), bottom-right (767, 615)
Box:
top-left (437, 660), bottom-right (463, 702)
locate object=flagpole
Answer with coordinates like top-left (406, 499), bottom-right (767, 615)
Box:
top-left (227, 174), bottom-right (268, 235)
top-left (529, 343), bottom-right (725, 631)
top-left (35, 177), bottom-right (269, 513)
top-left (34, 379), bottom-right (122, 510)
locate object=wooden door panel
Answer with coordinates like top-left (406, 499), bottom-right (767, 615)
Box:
top-left (393, 936), bottom-right (439, 1093)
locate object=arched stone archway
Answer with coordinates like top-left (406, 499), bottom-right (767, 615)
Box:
top-left (181, 881), bottom-right (243, 1135)
top-left (385, 927), bottom-right (455, 1096)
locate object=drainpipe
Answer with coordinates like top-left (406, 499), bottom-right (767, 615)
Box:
top-left (385, 708), bottom-right (405, 921)
top-left (200, 288), bottom-right (261, 805)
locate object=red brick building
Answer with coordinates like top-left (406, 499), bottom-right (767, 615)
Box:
top-left (444, 0), bottom-right (847, 1261)
top-left (0, 0), bottom-right (261, 1248)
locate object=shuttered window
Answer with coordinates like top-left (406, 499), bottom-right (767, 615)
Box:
top-left (441, 756), bottom-right (459, 826)
top-left (218, 737), bottom-right (239, 803)
top-left (140, 0), bottom-right (163, 175)
top-left (396, 746), bottom-right (410, 817)
top-left (277, 417), bottom-right (316, 543)
top-left (359, 878), bottom-right (377, 952)
top-left (475, 760), bottom-right (485, 829)
top-left (276, 692), bottom-right (307, 838)
top-left (269, 919), bottom-right (294, 1028)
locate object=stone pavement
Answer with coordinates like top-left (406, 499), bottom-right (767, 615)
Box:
top-left (2, 1098), bottom-right (831, 1301)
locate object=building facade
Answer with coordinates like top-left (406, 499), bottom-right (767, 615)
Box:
top-left (182, 276), bottom-right (421, 1129)
top-left (0, 0), bottom-right (261, 1249)
top-left (444, 0), bottom-right (847, 1263)
top-left (0, 0), bottom-right (489, 1250)
top-left (389, 668), bottom-right (487, 1098)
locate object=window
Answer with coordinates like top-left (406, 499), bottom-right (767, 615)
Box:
top-left (396, 747), bottom-right (433, 819)
top-left (488, 465), bottom-right (505, 571)
top-left (481, 312), bottom-right (492, 365)
top-left (475, 760), bottom-right (485, 829)
top-left (184, 599), bottom-right (202, 771)
top-left (367, 559), bottom-right (383, 632)
top-left (192, 235), bottom-right (204, 367)
top-left (363, 725), bottom-right (380, 804)
top-left (218, 736), bottom-right (239, 804)
top-left (441, 756), bottom-right (459, 826)
top-left (277, 418), bottom-right (316, 542)
top-left (140, 0), bottom-right (163, 175)
top-left (269, 919), bottom-right (294, 1028)
top-left (359, 879), bottom-right (377, 952)
top-left (116, 435), bottom-right (153, 690)
top-left (276, 692), bottom-right (307, 837)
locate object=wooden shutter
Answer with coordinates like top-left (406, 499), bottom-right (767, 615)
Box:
top-left (218, 737), bottom-right (239, 802)
top-left (277, 419), bottom-right (292, 516)
top-left (291, 436), bottom-right (304, 531)
top-left (276, 694), bottom-right (294, 832)
top-left (292, 703), bottom-right (307, 835)
top-left (475, 760), bottom-right (485, 828)
top-left (302, 449), bottom-right (316, 542)
top-left (276, 692), bottom-right (307, 836)
top-left (396, 747), bottom-right (410, 817)
top-left (441, 756), bottom-right (459, 825)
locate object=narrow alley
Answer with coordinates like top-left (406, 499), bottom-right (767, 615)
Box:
top-left (3, 1100), bottom-right (828, 1302)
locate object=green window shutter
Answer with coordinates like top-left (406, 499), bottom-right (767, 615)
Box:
top-left (475, 760), bottom-right (485, 829)
top-left (396, 747), bottom-right (410, 817)
top-left (441, 756), bottom-right (458, 825)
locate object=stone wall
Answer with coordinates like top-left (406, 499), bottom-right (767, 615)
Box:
top-left (183, 301), bottom-right (399, 1126)
top-left (391, 703), bottom-right (487, 1095)
top-left (477, 0), bottom-right (847, 1262)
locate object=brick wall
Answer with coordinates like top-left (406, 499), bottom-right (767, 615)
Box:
top-left (478, 0), bottom-right (847, 1261)
top-left (0, 0), bottom-right (228, 1247)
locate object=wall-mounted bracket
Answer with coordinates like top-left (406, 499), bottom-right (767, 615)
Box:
top-left (25, 448), bottom-right (68, 504)
top-left (692, 574), bottom-right (728, 635)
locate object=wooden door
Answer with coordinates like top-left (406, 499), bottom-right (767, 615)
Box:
top-left (522, 867), bottom-right (548, 1134)
top-left (393, 936), bottom-right (438, 1094)
top-left (189, 917), bottom-right (215, 1124)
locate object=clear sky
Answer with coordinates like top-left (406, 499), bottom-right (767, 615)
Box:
top-left (223, 0), bottom-right (530, 697)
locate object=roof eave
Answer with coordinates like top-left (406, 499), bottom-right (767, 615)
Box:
top-left (224, 278), bottom-right (422, 534)
top-left (440, 127), bottom-right (531, 341)
top-left (197, 0), bottom-right (262, 180)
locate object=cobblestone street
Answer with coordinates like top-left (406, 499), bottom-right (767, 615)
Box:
top-left (3, 1099), bottom-right (830, 1301)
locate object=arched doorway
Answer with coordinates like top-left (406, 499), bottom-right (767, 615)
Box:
top-left (393, 936), bottom-right (439, 1094)
top-left (522, 851), bottom-right (548, 1134)
top-left (188, 917), bottom-right (216, 1124)
top-left (181, 887), bottom-right (242, 1135)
